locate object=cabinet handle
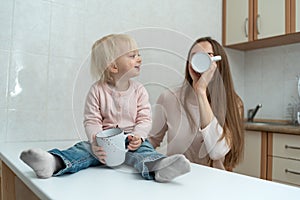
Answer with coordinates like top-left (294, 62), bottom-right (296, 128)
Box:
top-left (244, 18), bottom-right (248, 37)
top-left (256, 14), bottom-right (261, 35)
top-left (285, 145), bottom-right (300, 150)
top-left (285, 169), bottom-right (300, 176)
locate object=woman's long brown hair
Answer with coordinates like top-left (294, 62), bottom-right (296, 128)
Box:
top-left (181, 37), bottom-right (244, 169)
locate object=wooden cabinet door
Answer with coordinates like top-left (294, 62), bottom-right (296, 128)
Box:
top-left (233, 131), bottom-right (262, 178)
top-left (255, 0), bottom-right (286, 39)
top-left (224, 0), bottom-right (252, 45)
top-left (296, 0), bottom-right (300, 32)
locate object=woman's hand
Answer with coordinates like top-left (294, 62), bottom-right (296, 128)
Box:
top-left (127, 134), bottom-right (142, 151)
top-left (190, 62), bottom-right (217, 128)
top-left (191, 62), bottom-right (217, 95)
top-left (91, 135), bottom-right (106, 164)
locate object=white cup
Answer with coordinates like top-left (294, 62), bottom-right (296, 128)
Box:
top-left (96, 128), bottom-right (130, 167)
top-left (191, 52), bottom-right (221, 73)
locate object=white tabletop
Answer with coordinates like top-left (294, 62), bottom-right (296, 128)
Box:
top-left (1, 141), bottom-right (300, 200)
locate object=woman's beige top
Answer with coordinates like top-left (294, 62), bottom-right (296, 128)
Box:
top-left (148, 87), bottom-right (230, 169)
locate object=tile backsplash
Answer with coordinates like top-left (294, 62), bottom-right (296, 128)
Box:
top-left (0, 0), bottom-right (222, 142)
top-left (243, 43), bottom-right (300, 121)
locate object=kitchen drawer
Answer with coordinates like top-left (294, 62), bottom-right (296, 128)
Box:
top-left (272, 133), bottom-right (300, 160)
top-left (272, 157), bottom-right (300, 186)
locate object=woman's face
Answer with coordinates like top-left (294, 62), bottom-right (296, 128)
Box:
top-left (188, 41), bottom-right (214, 78)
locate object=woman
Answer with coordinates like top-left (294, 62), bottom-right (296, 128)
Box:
top-left (148, 37), bottom-right (244, 170)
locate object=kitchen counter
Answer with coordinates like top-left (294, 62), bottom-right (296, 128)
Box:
top-left (1, 141), bottom-right (300, 200)
top-left (245, 121), bottom-right (300, 135)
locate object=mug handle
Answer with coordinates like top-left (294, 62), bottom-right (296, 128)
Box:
top-left (124, 132), bottom-right (134, 149)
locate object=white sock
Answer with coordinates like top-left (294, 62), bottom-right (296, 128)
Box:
top-left (154, 154), bottom-right (191, 183)
top-left (20, 148), bottom-right (62, 179)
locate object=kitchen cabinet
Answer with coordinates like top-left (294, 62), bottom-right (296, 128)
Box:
top-left (242, 122), bottom-right (300, 186)
top-left (267, 133), bottom-right (300, 186)
top-left (223, 0), bottom-right (251, 45)
top-left (233, 130), bottom-right (267, 179)
top-left (0, 159), bottom-right (39, 200)
top-left (291, 0), bottom-right (300, 32)
top-left (223, 0), bottom-right (300, 50)
top-left (297, 0), bottom-right (300, 31)
top-left (223, 0), bottom-right (286, 45)
top-left (255, 0), bottom-right (286, 39)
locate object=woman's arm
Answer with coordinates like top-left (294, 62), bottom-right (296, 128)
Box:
top-left (199, 117), bottom-right (230, 160)
top-left (192, 62), bottom-right (230, 160)
top-left (148, 93), bottom-right (168, 148)
top-left (190, 61), bottom-right (217, 128)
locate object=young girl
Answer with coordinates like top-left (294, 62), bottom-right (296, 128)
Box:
top-left (148, 37), bottom-right (244, 170)
top-left (20, 34), bottom-right (190, 182)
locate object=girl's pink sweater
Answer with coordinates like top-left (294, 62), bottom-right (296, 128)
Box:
top-left (83, 80), bottom-right (152, 142)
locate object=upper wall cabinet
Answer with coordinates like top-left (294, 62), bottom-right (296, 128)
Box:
top-left (255, 0), bottom-right (286, 40)
top-left (297, 0), bottom-right (300, 31)
top-left (224, 0), bottom-right (250, 45)
top-left (292, 0), bottom-right (300, 32)
top-left (223, 0), bottom-right (300, 50)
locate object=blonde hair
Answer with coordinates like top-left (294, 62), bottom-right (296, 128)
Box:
top-left (181, 37), bottom-right (244, 170)
top-left (90, 34), bottom-right (138, 82)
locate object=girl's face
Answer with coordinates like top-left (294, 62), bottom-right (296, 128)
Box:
top-left (188, 41), bottom-right (214, 78)
top-left (114, 50), bottom-right (142, 79)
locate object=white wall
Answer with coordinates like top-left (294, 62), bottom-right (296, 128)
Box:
top-left (0, 0), bottom-right (223, 142)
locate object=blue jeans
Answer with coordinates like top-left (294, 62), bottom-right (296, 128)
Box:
top-left (49, 139), bottom-right (165, 180)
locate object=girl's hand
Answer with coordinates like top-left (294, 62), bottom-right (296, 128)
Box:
top-left (91, 135), bottom-right (106, 164)
top-left (127, 135), bottom-right (142, 151)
